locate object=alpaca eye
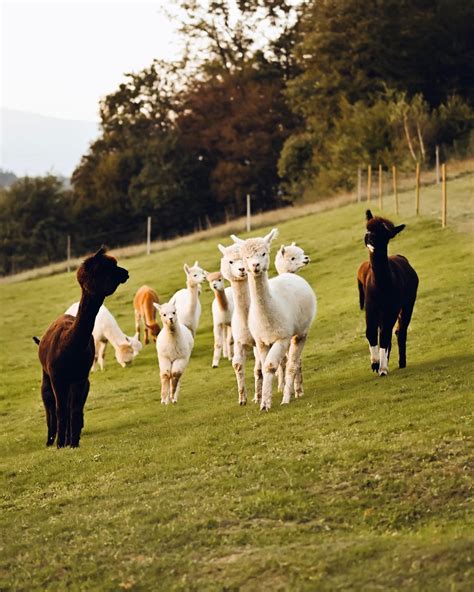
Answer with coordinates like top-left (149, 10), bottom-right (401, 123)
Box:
top-left (229, 261), bottom-right (234, 265)
top-left (291, 257), bottom-right (295, 261)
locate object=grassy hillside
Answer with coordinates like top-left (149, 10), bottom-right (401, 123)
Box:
top-left (0, 175), bottom-right (472, 591)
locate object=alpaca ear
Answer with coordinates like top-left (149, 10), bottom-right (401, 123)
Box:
top-left (194, 260), bottom-right (199, 267)
top-left (366, 210), bottom-right (373, 220)
top-left (393, 224), bottom-right (406, 236)
top-left (184, 263), bottom-right (190, 275)
top-left (264, 228), bottom-right (278, 245)
top-left (280, 245), bottom-right (285, 255)
top-left (291, 241), bottom-right (296, 246)
top-left (153, 303), bottom-right (161, 312)
top-left (218, 244), bottom-right (226, 254)
top-left (230, 234), bottom-right (244, 245)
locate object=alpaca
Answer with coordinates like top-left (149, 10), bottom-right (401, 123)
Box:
top-left (357, 210), bottom-right (419, 376)
top-left (170, 261), bottom-right (207, 336)
top-left (38, 248), bottom-right (129, 447)
top-left (218, 243), bottom-right (262, 405)
top-left (206, 271), bottom-right (234, 367)
top-left (133, 285), bottom-right (160, 344)
top-left (65, 302), bottom-right (142, 370)
top-left (231, 229), bottom-right (316, 411)
top-left (274, 242), bottom-right (311, 392)
top-left (275, 242), bottom-right (310, 275)
top-left (154, 301), bottom-right (194, 404)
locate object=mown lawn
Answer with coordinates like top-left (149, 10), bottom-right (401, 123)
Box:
top-left (0, 175), bottom-right (472, 591)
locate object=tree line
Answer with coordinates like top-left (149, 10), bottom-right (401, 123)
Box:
top-left (1, 0), bottom-right (473, 275)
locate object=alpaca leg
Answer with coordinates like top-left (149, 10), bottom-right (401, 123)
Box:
top-left (170, 359), bottom-right (187, 403)
top-left (365, 310), bottom-right (379, 372)
top-left (226, 326), bottom-right (234, 360)
top-left (212, 324), bottom-right (224, 368)
top-left (69, 379), bottom-right (90, 448)
top-left (260, 338), bottom-right (290, 411)
top-left (294, 359), bottom-right (304, 399)
top-left (95, 340), bottom-right (107, 371)
top-left (41, 371), bottom-right (56, 446)
top-left (134, 310), bottom-right (141, 343)
top-left (253, 346), bottom-right (265, 404)
top-left (277, 355), bottom-right (287, 393)
top-left (397, 299), bottom-right (415, 368)
top-left (379, 320), bottom-right (395, 376)
top-left (159, 357), bottom-right (172, 404)
top-left (49, 377), bottom-right (69, 448)
top-left (222, 326), bottom-right (228, 360)
top-left (232, 342), bottom-right (248, 405)
top-left (282, 335), bottom-right (307, 404)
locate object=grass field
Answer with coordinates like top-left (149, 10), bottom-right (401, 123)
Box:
top-left (1, 174), bottom-right (473, 591)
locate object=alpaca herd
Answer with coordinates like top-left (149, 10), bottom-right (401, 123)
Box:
top-left (35, 212), bottom-right (418, 447)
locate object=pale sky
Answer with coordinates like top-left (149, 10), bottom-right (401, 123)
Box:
top-left (1, 0), bottom-right (184, 122)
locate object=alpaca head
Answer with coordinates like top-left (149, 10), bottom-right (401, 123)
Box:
top-left (218, 244), bottom-right (247, 282)
top-left (275, 242), bottom-right (310, 274)
top-left (365, 210), bottom-right (405, 253)
top-left (231, 228), bottom-right (278, 276)
top-left (77, 247), bottom-right (129, 297)
top-left (115, 340), bottom-right (135, 368)
top-left (184, 261), bottom-right (207, 287)
top-left (153, 301), bottom-right (178, 331)
top-left (206, 271), bottom-right (225, 292)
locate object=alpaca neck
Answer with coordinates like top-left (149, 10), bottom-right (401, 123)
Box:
top-left (103, 317), bottom-right (125, 348)
top-left (230, 279), bottom-right (250, 318)
top-left (248, 272), bottom-right (275, 317)
top-left (185, 281), bottom-right (200, 313)
top-left (214, 288), bottom-right (229, 311)
top-left (72, 292), bottom-right (105, 348)
top-left (164, 321), bottom-right (183, 339)
top-left (369, 247), bottom-right (392, 285)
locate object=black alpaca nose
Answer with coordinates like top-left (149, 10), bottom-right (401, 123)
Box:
top-left (119, 267), bottom-right (129, 283)
top-left (239, 267), bottom-right (245, 273)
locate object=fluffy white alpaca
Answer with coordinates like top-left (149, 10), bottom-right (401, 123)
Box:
top-left (274, 242), bottom-right (311, 392)
top-left (65, 302), bottom-right (142, 370)
top-left (170, 261), bottom-right (207, 336)
top-left (231, 229), bottom-right (316, 410)
top-left (275, 242), bottom-right (310, 275)
top-left (206, 271), bottom-right (234, 367)
top-left (218, 243), bottom-right (262, 405)
top-left (154, 301), bottom-right (194, 404)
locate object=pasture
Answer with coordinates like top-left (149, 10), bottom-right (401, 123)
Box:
top-left (1, 174), bottom-right (473, 591)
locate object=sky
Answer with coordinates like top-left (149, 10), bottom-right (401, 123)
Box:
top-left (1, 0), bottom-right (184, 122)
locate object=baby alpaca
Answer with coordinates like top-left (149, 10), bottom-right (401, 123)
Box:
top-left (65, 302), bottom-right (142, 370)
top-left (275, 242), bottom-right (310, 274)
top-left (171, 261), bottom-right (207, 336)
top-left (206, 271), bottom-right (234, 367)
top-left (154, 301), bottom-right (194, 404)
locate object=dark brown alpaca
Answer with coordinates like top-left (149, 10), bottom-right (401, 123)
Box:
top-left (357, 210), bottom-right (419, 376)
top-left (38, 248), bottom-right (129, 447)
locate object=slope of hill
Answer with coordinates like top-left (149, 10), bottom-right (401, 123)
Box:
top-left (0, 108), bottom-right (99, 177)
top-left (0, 181), bottom-right (472, 590)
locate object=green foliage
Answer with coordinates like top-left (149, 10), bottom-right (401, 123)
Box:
top-left (1, 175), bottom-right (473, 589)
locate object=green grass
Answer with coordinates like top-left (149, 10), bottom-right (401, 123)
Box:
top-left (1, 175), bottom-right (473, 591)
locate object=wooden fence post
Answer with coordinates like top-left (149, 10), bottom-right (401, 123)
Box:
top-left (378, 164), bottom-right (383, 210)
top-left (441, 163), bottom-right (447, 228)
top-left (435, 145), bottom-right (440, 185)
top-left (146, 216), bottom-right (151, 255)
top-left (367, 165), bottom-right (372, 203)
top-left (415, 162), bottom-right (420, 215)
top-left (392, 165), bottom-right (399, 215)
top-left (246, 194), bottom-right (251, 232)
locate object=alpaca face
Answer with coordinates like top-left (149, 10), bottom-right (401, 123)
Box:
top-left (240, 238), bottom-right (270, 276)
top-left (78, 248), bottom-right (129, 296)
top-left (206, 272), bottom-right (225, 292)
top-left (155, 302), bottom-right (178, 330)
top-left (365, 210), bottom-right (405, 253)
top-left (275, 243), bottom-right (310, 274)
top-left (218, 244), bottom-right (247, 282)
top-left (184, 261), bottom-right (207, 286)
top-left (115, 342), bottom-right (135, 367)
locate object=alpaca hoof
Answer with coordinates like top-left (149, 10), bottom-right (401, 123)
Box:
top-left (239, 400), bottom-right (247, 406)
top-left (371, 362), bottom-right (379, 372)
top-left (378, 369), bottom-right (388, 377)
top-left (399, 361), bottom-right (406, 369)
top-left (281, 398), bottom-right (290, 405)
top-left (212, 364), bottom-right (218, 369)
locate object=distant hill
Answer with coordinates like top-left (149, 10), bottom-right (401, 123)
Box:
top-left (0, 108), bottom-right (99, 178)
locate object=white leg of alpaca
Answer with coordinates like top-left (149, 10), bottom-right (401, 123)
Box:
top-left (369, 345), bottom-right (379, 365)
top-left (222, 325), bottom-right (228, 360)
top-left (379, 348), bottom-right (389, 376)
top-left (212, 323), bottom-right (223, 368)
top-left (282, 335), bottom-right (307, 405)
top-left (171, 359), bottom-right (187, 403)
top-left (277, 355), bottom-right (287, 393)
top-left (260, 338), bottom-right (291, 411)
top-left (159, 357), bottom-right (172, 404)
top-left (134, 310), bottom-right (141, 342)
top-left (294, 359), bottom-right (304, 399)
top-left (96, 340), bottom-right (107, 371)
top-left (253, 345), bottom-right (267, 404)
top-left (232, 342), bottom-right (248, 405)
top-left (226, 326), bottom-right (234, 361)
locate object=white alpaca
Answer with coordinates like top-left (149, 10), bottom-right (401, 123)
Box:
top-left (218, 243), bottom-right (262, 405)
top-left (275, 242), bottom-right (310, 275)
top-left (206, 271), bottom-right (234, 367)
top-left (154, 301), bottom-right (194, 404)
top-left (274, 242), bottom-right (311, 392)
top-left (65, 302), bottom-right (142, 370)
top-left (231, 229), bottom-right (316, 410)
top-left (170, 261), bottom-right (207, 336)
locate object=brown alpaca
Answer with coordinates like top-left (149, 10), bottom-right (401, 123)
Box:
top-left (357, 210), bottom-right (419, 376)
top-left (38, 248), bottom-right (129, 447)
top-left (133, 285), bottom-right (160, 344)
